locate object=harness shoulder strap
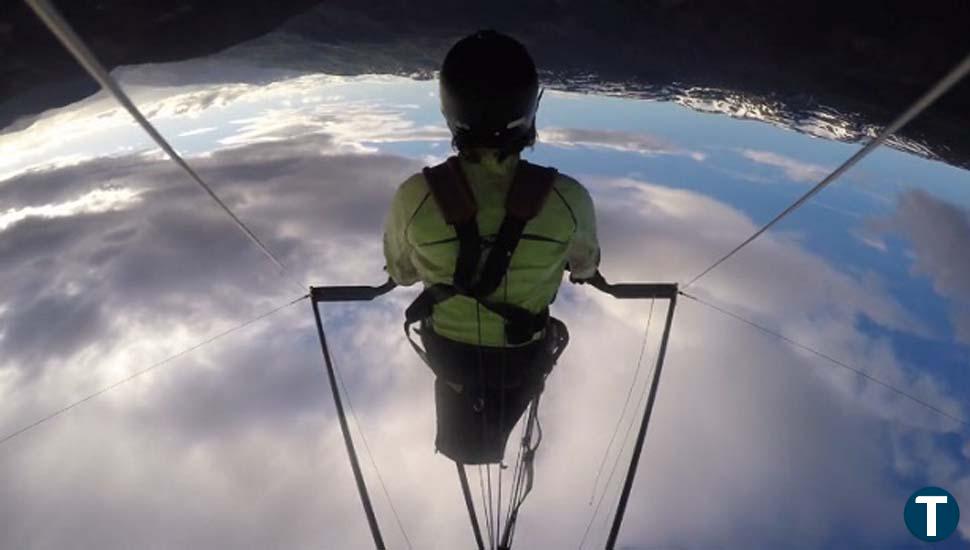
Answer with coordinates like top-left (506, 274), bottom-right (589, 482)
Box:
top-left (472, 161), bottom-right (558, 298)
top-left (422, 156), bottom-right (477, 224)
top-left (424, 156), bottom-right (479, 291)
top-left (421, 157), bottom-right (557, 225)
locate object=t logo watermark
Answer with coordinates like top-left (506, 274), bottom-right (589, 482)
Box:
top-left (904, 487), bottom-right (960, 542)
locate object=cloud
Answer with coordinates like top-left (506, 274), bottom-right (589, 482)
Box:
top-left (533, 175), bottom-right (968, 548)
top-left (853, 230), bottom-right (888, 252)
top-left (880, 189), bottom-right (970, 344)
top-left (741, 149), bottom-right (830, 183)
top-left (177, 127), bottom-right (218, 137)
top-left (0, 134), bottom-right (418, 381)
top-left (0, 72), bottom-right (439, 185)
top-left (542, 128), bottom-right (707, 161)
top-left (0, 187), bottom-right (142, 232)
top-left (218, 101), bottom-right (449, 151)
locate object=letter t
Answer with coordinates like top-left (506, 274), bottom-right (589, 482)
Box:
top-left (915, 496), bottom-right (949, 537)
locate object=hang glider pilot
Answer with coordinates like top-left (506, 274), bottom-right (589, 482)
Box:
top-left (383, 30), bottom-right (601, 464)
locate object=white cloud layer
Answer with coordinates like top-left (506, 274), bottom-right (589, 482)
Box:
top-left (0, 187), bottom-right (142, 232)
top-left (543, 128), bottom-right (707, 161)
top-left (741, 149), bottom-right (830, 183)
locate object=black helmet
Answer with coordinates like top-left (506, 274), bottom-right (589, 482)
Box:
top-left (439, 30), bottom-right (540, 155)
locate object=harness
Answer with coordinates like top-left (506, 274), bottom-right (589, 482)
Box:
top-left (404, 156), bottom-right (559, 355)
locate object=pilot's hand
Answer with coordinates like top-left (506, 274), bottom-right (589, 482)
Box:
top-left (569, 270), bottom-right (604, 285)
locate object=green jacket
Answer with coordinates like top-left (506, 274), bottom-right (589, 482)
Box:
top-left (383, 152), bottom-right (600, 347)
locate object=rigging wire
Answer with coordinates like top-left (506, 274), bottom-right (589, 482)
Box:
top-left (458, 462), bottom-right (487, 550)
top-left (496, 277), bottom-right (510, 548)
top-left (23, 0), bottom-right (409, 533)
top-left (0, 293), bottom-right (308, 448)
top-left (684, 51), bottom-right (970, 290)
top-left (578, 307), bottom-right (660, 549)
top-left (503, 401), bottom-right (535, 540)
top-left (479, 465), bottom-right (496, 550)
top-left (310, 299), bottom-right (385, 549)
top-left (587, 300), bottom-right (655, 506)
top-left (679, 291), bottom-right (970, 430)
top-left (504, 417), bottom-right (529, 529)
top-left (23, 1), bottom-right (409, 542)
top-left (325, 318), bottom-right (415, 550)
top-left (487, 465), bottom-right (497, 549)
top-left (474, 303), bottom-right (497, 550)
top-left (604, 293), bottom-right (678, 550)
top-left (580, 356), bottom-right (656, 550)
top-left (30, 2), bottom-right (970, 547)
top-left (24, 0), bottom-right (306, 295)
top-left (501, 395), bottom-right (543, 549)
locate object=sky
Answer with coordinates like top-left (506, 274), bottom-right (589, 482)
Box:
top-left (1, 40), bottom-right (969, 550)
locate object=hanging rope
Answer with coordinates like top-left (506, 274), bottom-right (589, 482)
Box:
top-left (684, 51), bottom-right (970, 290)
top-left (499, 395), bottom-right (542, 549)
top-left (24, 0), bottom-right (305, 295)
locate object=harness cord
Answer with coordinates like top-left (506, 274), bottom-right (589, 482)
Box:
top-left (500, 316), bottom-right (552, 545)
top-left (496, 272), bottom-right (537, 550)
top-left (0, 293), bottom-right (308, 448)
top-left (580, 391), bottom-right (655, 549)
top-left (577, 303), bottom-right (659, 550)
top-left (679, 291), bottom-right (970, 430)
top-left (24, 0), bottom-right (306, 296)
top-left (683, 50), bottom-right (970, 291)
top-left (587, 300), bottom-right (655, 506)
top-left (475, 303), bottom-right (496, 550)
top-left (504, 406), bottom-right (531, 534)
top-left (487, 463), bottom-right (496, 549)
top-left (496, 276), bottom-right (510, 549)
top-left (506, 420), bottom-right (527, 526)
top-left (502, 394), bottom-right (542, 549)
top-left (478, 465), bottom-right (495, 550)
